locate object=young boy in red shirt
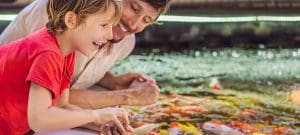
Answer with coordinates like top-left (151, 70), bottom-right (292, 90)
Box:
top-left (0, 0), bottom-right (132, 134)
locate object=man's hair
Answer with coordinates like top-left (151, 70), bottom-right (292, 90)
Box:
top-left (143, 0), bottom-right (171, 13)
top-left (46, 0), bottom-right (122, 34)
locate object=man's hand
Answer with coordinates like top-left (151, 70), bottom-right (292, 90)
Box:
top-left (113, 72), bottom-right (148, 90)
top-left (126, 79), bottom-right (160, 106)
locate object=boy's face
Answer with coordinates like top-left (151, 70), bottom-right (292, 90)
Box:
top-left (69, 4), bottom-right (116, 56)
top-left (112, 0), bottom-right (162, 43)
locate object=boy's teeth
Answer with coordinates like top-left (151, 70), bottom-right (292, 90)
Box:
top-left (119, 23), bottom-right (128, 32)
top-left (93, 41), bottom-right (103, 46)
top-left (98, 41), bottom-right (105, 46)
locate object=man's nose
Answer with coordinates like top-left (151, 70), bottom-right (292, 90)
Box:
top-left (128, 16), bottom-right (143, 32)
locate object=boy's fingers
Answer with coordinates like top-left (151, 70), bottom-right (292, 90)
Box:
top-left (115, 110), bottom-right (132, 132)
top-left (112, 127), bottom-right (121, 135)
top-left (126, 125), bottom-right (134, 132)
top-left (122, 112), bottom-right (130, 127)
top-left (113, 116), bottom-right (126, 134)
top-left (100, 125), bottom-right (112, 135)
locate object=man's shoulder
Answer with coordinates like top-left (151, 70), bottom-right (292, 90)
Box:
top-left (114, 34), bottom-right (136, 47)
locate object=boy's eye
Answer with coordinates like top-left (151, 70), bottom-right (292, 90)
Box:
top-left (101, 24), bottom-right (109, 28)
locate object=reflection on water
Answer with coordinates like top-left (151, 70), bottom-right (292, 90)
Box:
top-left (112, 48), bottom-right (300, 134)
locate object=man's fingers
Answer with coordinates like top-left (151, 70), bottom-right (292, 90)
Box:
top-left (137, 74), bottom-right (147, 82)
top-left (150, 83), bottom-right (160, 93)
top-left (127, 72), bottom-right (142, 79)
top-left (136, 74), bottom-right (155, 83)
top-left (138, 77), bottom-right (146, 82)
top-left (145, 76), bottom-right (156, 83)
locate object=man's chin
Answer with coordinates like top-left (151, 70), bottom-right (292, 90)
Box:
top-left (112, 33), bottom-right (128, 43)
top-left (112, 31), bottom-right (132, 43)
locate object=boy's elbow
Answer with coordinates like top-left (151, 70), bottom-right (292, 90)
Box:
top-left (28, 111), bottom-right (48, 132)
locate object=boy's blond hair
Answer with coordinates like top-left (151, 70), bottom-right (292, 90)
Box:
top-left (46, 0), bottom-right (122, 34)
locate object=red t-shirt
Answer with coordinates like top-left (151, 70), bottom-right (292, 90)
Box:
top-left (0, 28), bottom-right (75, 134)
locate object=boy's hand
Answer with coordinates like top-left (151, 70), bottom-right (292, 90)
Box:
top-left (101, 123), bottom-right (133, 135)
top-left (91, 108), bottom-right (132, 134)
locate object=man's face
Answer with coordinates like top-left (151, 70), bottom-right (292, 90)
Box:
top-left (112, 0), bottom-right (161, 42)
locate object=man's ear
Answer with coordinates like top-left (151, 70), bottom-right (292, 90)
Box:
top-left (64, 11), bottom-right (78, 29)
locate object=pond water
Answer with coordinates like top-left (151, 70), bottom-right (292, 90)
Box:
top-left (112, 48), bottom-right (300, 135)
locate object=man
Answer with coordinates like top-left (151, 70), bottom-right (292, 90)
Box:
top-left (0, 0), bottom-right (171, 133)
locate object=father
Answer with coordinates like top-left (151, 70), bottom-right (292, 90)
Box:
top-left (0, 0), bottom-right (171, 110)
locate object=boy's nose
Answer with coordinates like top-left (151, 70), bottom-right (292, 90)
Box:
top-left (106, 27), bottom-right (114, 41)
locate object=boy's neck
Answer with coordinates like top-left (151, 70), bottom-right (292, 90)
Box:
top-left (55, 32), bottom-right (73, 57)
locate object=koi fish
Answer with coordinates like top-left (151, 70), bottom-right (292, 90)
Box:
top-left (203, 122), bottom-right (245, 135)
top-left (209, 77), bottom-right (224, 91)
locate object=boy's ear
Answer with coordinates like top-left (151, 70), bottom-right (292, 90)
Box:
top-left (64, 11), bottom-right (78, 29)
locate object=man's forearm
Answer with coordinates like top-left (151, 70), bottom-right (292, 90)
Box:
top-left (97, 71), bottom-right (118, 90)
top-left (69, 88), bottom-right (133, 109)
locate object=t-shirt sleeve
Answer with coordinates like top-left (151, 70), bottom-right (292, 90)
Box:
top-left (26, 51), bottom-right (63, 98)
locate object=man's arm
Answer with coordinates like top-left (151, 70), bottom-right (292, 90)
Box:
top-left (70, 79), bottom-right (160, 109)
top-left (96, 71), bottom-right (120, 90)
top-left (69, 88), bottom-right (132, 109)
top-left (97, 71), bottom-right (145, 90)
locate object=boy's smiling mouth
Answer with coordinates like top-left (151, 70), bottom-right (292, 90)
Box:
top-left (92, 41), bottom-right (106, 48)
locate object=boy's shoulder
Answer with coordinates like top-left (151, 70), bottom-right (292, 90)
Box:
top-left (23, 28), bottom-right (62, 55)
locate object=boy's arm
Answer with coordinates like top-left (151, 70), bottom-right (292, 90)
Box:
top-left (56, 88), bottom-right (104, 132)
top-left (27, 82), bottom-right (95, 132)
top-left (55, 88), bottom-right (82, 110)
top-left (28, 83), bottom-right (130, 133)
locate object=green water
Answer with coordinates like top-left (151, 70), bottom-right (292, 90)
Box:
top-left (113, 48), bottom-right (300, 132)
top-left (112, 48), bottom-right (300, 91)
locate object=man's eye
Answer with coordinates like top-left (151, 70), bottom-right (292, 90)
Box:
top-left (143, 17), bottom-right (153, 24)
top-left (131, 3), bottom-right (140, 14)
